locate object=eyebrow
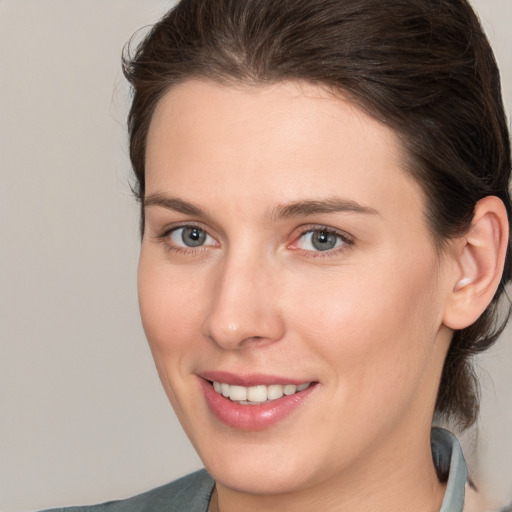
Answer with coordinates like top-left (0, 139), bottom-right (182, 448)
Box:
top-left (144, 193), bottom-right (205, 216)
top-left (144, 193), bottom-right (379, 219)
top-left (269, 198), bottom-right (379, 220)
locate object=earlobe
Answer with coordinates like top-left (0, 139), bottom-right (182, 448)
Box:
top-left (443, 196), bottom-right (509, 330)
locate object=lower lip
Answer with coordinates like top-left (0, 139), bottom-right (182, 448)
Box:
top-left (199, 378), bottom-right (316, 431)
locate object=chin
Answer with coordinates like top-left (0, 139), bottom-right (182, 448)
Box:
top-left (196, 435), bottom-right (327, 496)
top-left (209, 459), bottom-right (312, 496)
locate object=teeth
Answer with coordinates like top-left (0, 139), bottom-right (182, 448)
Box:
top-left (212, 381), bottom-right (312, 403)
top-left (283, 384), bottom-right (297, 395)
top-left (221, 382), bottom-right (230, 397)
top-left (229, 385), bottom-right (247, 401)
top-left (247, 385), bottom-right (267, 402)
top-left (267, 384), bottom-right (284, 400)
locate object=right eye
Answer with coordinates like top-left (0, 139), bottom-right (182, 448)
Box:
top-left (167, 226), bottom-right (216, 248)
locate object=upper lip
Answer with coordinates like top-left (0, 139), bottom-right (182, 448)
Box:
top-left (199, 371), bottom-right (314, 387)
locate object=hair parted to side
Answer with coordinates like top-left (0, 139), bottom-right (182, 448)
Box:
top-left (123, 0), bottom-right (512, 430)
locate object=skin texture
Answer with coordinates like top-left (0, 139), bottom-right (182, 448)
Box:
top-left (138, 80), bottom-right (507, 512)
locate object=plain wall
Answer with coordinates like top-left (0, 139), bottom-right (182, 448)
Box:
top-left (0, 1), bottom-right (510, 511)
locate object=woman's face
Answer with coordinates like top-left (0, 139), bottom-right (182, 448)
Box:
top-left (139, 80), bottom-right (455, 496)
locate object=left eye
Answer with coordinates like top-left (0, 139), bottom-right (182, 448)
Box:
top-left (296, 229), bottom-right (347, 252)
top-left (168, 226), bottom-right (215, 248)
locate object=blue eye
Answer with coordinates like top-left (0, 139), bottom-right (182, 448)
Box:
top-left (296, 229), bottom-right (347, 252)
top-left (169, 226), bottom-right (215, 248)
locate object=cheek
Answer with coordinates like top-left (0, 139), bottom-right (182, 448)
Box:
top-left (285, 254), bottom-right (442, 395)
top-left (137, 253), bottom-right (206, 361)
top-left (137, 253), bottom-right (213, 427)
top-left (295, 279), bottom-right (439, 456)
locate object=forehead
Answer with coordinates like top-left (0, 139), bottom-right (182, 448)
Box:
top-left (147, 80), bottom-right (398, 158)
top-left (145, 79), bottom-right (426, 223)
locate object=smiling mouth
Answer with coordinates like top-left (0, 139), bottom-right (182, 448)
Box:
top-left (210, 381), bottom-right (313, 404)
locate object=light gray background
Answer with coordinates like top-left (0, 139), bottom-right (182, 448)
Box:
top-left (0, 1), bottom-right (511, 511)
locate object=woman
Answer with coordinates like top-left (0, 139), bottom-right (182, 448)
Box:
top-left (47, 0), bottom-right (511, 510)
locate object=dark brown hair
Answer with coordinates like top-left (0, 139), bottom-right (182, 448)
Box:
top-left (123, 0), bottom-right (512, 430)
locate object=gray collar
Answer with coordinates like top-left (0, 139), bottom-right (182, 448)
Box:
top-left (432, 427), bottom-right (468, 512)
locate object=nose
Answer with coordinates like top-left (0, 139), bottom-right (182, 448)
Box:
top-left (201, 251), bottom-right (285, 350)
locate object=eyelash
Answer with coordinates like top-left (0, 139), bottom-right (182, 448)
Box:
top-left (157, 223), bottom-right (354, 257)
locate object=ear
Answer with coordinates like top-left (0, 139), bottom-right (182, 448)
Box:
top-left (443, 196), bottom-right (509, 330)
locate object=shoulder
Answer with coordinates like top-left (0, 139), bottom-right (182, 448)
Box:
top-left (42, 469), bottom-right (214, 512)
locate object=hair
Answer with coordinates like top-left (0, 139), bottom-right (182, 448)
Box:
top-left (123, 0), bottom-right (512, 430)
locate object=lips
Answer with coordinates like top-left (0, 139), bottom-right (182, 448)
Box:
top-left (198, 373), bottom-right (317, 430)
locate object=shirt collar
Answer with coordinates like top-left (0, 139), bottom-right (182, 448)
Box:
top-left (432, 427), bottom-right (468, 512)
